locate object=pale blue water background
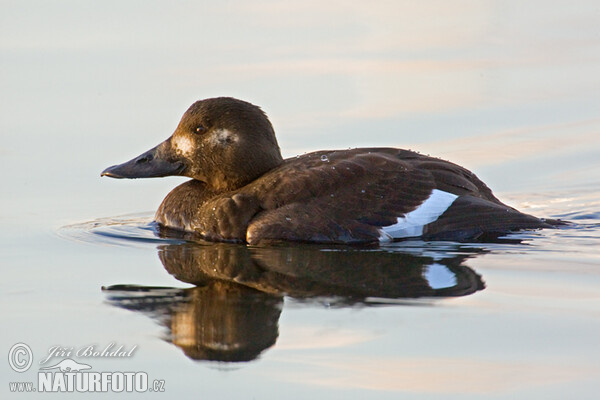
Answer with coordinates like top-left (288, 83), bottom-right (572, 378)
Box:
top-left (1, 1), bottom-right (600, 398)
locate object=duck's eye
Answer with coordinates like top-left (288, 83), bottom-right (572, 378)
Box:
top-left (193, 125), bottom-right (206, 134)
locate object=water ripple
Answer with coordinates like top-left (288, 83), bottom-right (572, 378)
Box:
top-left (58, 213), bottom-right (187, 247)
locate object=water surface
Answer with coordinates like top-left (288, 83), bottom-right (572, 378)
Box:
top-left (2, 1), bottom-right (599, 398)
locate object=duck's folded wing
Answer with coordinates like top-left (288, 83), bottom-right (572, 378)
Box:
top-left (243, 149), bottom-right (550, 244)
top-left (421, 195), bottom-right (554, 241)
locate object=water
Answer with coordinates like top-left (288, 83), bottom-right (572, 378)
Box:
top-left (2, 1), bottom-right (600, 398)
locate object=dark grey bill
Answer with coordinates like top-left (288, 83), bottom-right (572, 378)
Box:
top-left (101, 142), bottom-right (185, 179)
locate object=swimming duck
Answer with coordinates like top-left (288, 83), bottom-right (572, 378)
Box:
top-left (102, 97), bottom-right (556, 244)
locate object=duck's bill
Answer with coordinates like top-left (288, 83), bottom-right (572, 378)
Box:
top-left (101, 142), bottom-right (185, 179)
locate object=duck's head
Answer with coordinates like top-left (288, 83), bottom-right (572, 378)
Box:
top-left (101, 97), bottom-right (284, 191)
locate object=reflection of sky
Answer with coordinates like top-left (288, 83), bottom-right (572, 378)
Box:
top-left (264, 354), bottom-right (598, 394)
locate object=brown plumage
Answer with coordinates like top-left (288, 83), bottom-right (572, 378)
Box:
top-left (102, 97), bottom-right (559, 244)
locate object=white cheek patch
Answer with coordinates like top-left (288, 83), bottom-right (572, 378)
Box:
top-left (209, 129), bottom-right (238, 146)
top-left (379, 189), bottom-right (458, 241)
top-left (172, 135), bottom-right (194, 157)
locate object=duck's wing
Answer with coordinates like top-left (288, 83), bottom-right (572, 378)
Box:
top-left (396, 150), bottom-right (500, 202)
top-left (243, 148), bottom-right (551, 244)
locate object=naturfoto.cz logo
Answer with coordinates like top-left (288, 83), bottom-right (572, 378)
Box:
top-left (8, 342), bottom-right (166, 393)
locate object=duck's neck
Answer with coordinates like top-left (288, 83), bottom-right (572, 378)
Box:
top-left (207, 152), bottom-right (284, 193)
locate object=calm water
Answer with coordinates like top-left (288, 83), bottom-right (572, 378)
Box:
top-left (2, 1), bottom-right (599, 398)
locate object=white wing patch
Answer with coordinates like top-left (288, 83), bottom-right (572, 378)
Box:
top-left (379, 189), bottom-right (458, 241)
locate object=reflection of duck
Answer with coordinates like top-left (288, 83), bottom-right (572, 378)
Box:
top-left (104, 282), bottom-right (282, 363)
top-left (104, 242), bottom-right (485, 362)
top-left (102, 97), bottom-right (558, 244)
top-left (158, 242), bottom-right (485, 300)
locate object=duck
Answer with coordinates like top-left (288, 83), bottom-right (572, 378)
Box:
top-left (102, 97), bottom-right (558, 245)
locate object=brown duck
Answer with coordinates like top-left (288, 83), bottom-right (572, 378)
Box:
top-left (102, 97), bottom-right (557, 244)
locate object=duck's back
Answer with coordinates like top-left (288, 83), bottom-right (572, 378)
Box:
top-left (241, 148), bottom-right (552, 244)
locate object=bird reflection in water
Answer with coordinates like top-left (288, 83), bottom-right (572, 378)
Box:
top-left (103, 239), bottom-right (488, 363)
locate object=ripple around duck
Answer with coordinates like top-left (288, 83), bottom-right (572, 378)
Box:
top-left (58, 212), bottom-right (507, 258)
top-left (552, 210), bottom-right (600, 221)
top-left (57, 191), bottom-right (600, 263)
top-left (57, 212), bottom-right (596, 253)
top-left (58, 212), bottom-right (187, 247)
